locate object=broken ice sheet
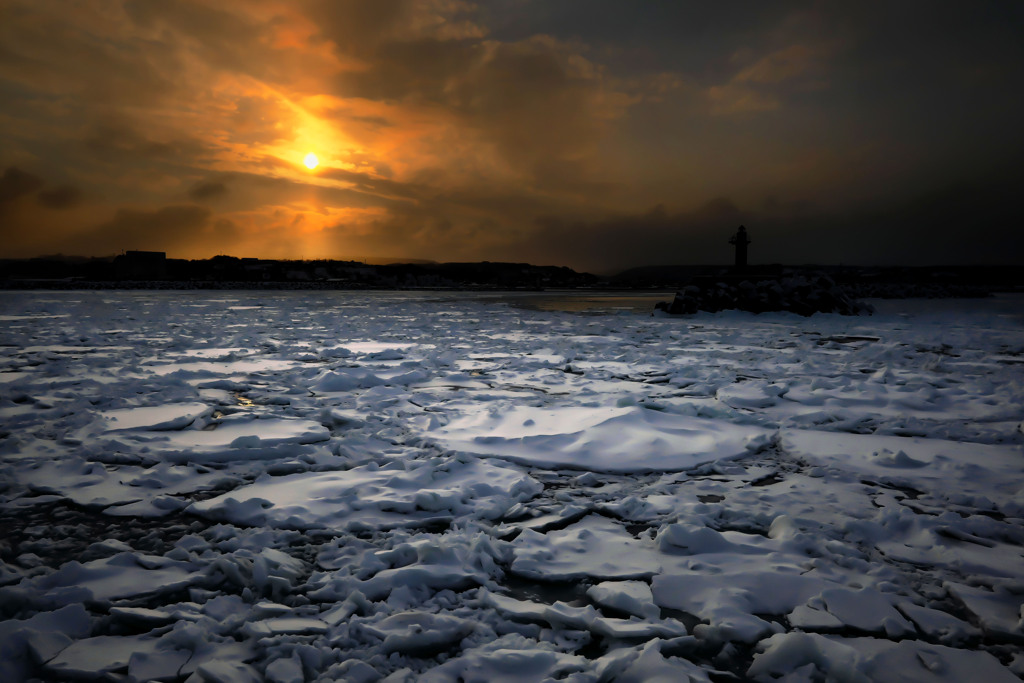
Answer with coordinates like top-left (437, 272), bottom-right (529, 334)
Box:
top-left (119, 415), bottom-right (330, 463)
top-left (0, 604), bottom-right (92, 681)
top-left (20, 458), bottom-right (236, 515)
top-left (99, 402), bottom-right (213, 431)
top-left (650, 521), bottom-right (843, 644)
top-left (362, 612), bottom-right (475, 655)
top-left (190, 456), bottom-right (541, 530)
top-left (511, 514), bottom-right (662, 580)
top-left (945, 582), bottom-right (1024, 639)
top-left (895, 601), bottom-right (982, 644)
top-left (482, 590), bottom-right (687, 639)
top-left (43, 635), bottom-right (168, 680)
top-left (243, 616), bottom-right (328, 638)
top-left (2, 290), bottom-right (1024, 682)
top-left (788, 587), bottom-right (914, 637)
top-left (586, 580), bottom-right (661, 620)
top-left (11, 552), bottom-right (202, 608)
top-left (749, 632), bottom-right (1021, 683)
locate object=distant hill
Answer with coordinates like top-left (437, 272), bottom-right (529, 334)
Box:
top-left (360, 257), bottom-right (438, 266)
top-left (3, 254), bottom-right (1023, 294)
top-left (0, 255), bottom-right (597, 290)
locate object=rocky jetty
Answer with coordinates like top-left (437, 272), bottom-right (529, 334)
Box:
top-left (656, 272), bottom-right (873, 316)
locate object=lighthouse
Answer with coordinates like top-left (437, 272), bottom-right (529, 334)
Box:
top-left (729, 225), bottom-right (750, 269)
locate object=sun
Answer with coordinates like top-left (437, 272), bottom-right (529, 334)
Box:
top-left (303, 152), bottom-right (319, 170)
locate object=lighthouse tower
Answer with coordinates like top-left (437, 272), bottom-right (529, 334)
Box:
top-left (729, 225), bottom-right (750, 269)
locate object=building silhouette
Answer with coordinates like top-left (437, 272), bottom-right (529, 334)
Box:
top-left (729, 226), bottom-right (750, 269)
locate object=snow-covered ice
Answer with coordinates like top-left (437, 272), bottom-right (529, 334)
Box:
top-left (433, 405), bottom-right (769, 472)
top-left (1, 290), bottom-right (1023, 681)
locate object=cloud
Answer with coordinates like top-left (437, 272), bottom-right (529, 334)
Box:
top-left (734, 44), bottom-right (821, 85)
top-left (37, 185), bottom-right (84, 210)
top-left (307, 0), bottom-right (486, 59)
top-left (84, 120), bottom-right (218, 165)
top-left (708, 43), bottom-right (832, 115)
top-left (188, 180), bottom-right (228, 202)
top-left (530, 199), bottom-right (747, 272)
top-left (62, 205), bottom-right (222, 256)
top-left (707, 85), bottom-right (780, 115)
top-left (123, 0), bottom-right (274, 76)
top-left (1, 0), bottom-right (644, 262)
top-left (522, 176), bottom-right (1024, 272)
top-left (444, 37), bottom-right (633, 172)
top-left (1, 1), bottom-right (1022, 266)
top-left (185, 169), bottom-right (411, 215)
top-left (0, 168), bottom-right (95, 255)
top-left (307, 2), bottom-right (634, 186)
top-left (0, 167), bottom-right (43, 205)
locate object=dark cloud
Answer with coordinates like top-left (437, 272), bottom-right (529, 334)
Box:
top-left (188, 180), bottom-right (228, 202)
top-left (64, 205), bottom-right (222, 256)
top-left (444, 38), bottom-right (620, 169)
top-left (309, 2), bottom-right (626, 183)
top-left (84, 121), bottom-right (217, 165)
top-left (0, 3), bottom-right (180, 106)
top-left (123, 0), bottom-right (271, 75)
top-left (530, 200), bottom-right (746, 272)
top-left (319, 204), bottom-right (515, 265)
top-left (319, 166), bottom-right (426, 203)
top-left (524, 177), bottom-right (1024, 272)
top-left (307, 0), bottom-right (483, 61)
top-left (38, 185), bottom-right (84, 210)
top-left (0, 167), bottom-right (43, 205)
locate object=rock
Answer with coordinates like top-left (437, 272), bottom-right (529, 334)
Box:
top-left (656, 272), bottom-right (873, 316)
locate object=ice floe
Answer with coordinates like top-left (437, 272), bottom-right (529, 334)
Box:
top-left (433, 404), bottom-right (770, 472)
top-left (190, 457), bottom-right (541, 530)
top-left (1, 290), bottom-right (1022, 681)
top-left (100, 402), bottom-right (213, 431)
top-left (8, 551), bottom-right (202, 609)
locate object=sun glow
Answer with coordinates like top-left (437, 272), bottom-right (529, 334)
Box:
top-left (303, 152), bottom-right (319, 169)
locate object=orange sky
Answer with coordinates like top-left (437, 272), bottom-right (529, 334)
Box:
top-left (1, 1), bottom-right (1022, 272)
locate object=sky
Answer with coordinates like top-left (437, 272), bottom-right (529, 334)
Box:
top-left (1, 0), bottom-right (1022, 273)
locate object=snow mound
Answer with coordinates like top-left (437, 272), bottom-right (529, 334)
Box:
top-left (433, 405), bottom-right (769, 472)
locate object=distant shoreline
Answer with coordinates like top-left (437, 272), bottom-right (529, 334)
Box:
top-left (3, 260), bottom-right (1023, 298)
top-left (1, 279), bottom-right (1018, 299)
top-left (0, 280), bottom-right (626, 292)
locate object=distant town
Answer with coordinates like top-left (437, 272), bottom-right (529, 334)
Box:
top-left (1, 250), bottom-right (1023, 296)
top-left (0, 251), bottom-right (601, 290)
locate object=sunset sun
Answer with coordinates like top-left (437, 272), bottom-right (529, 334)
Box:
top-left (303, 152), bottom-right (319, 169)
